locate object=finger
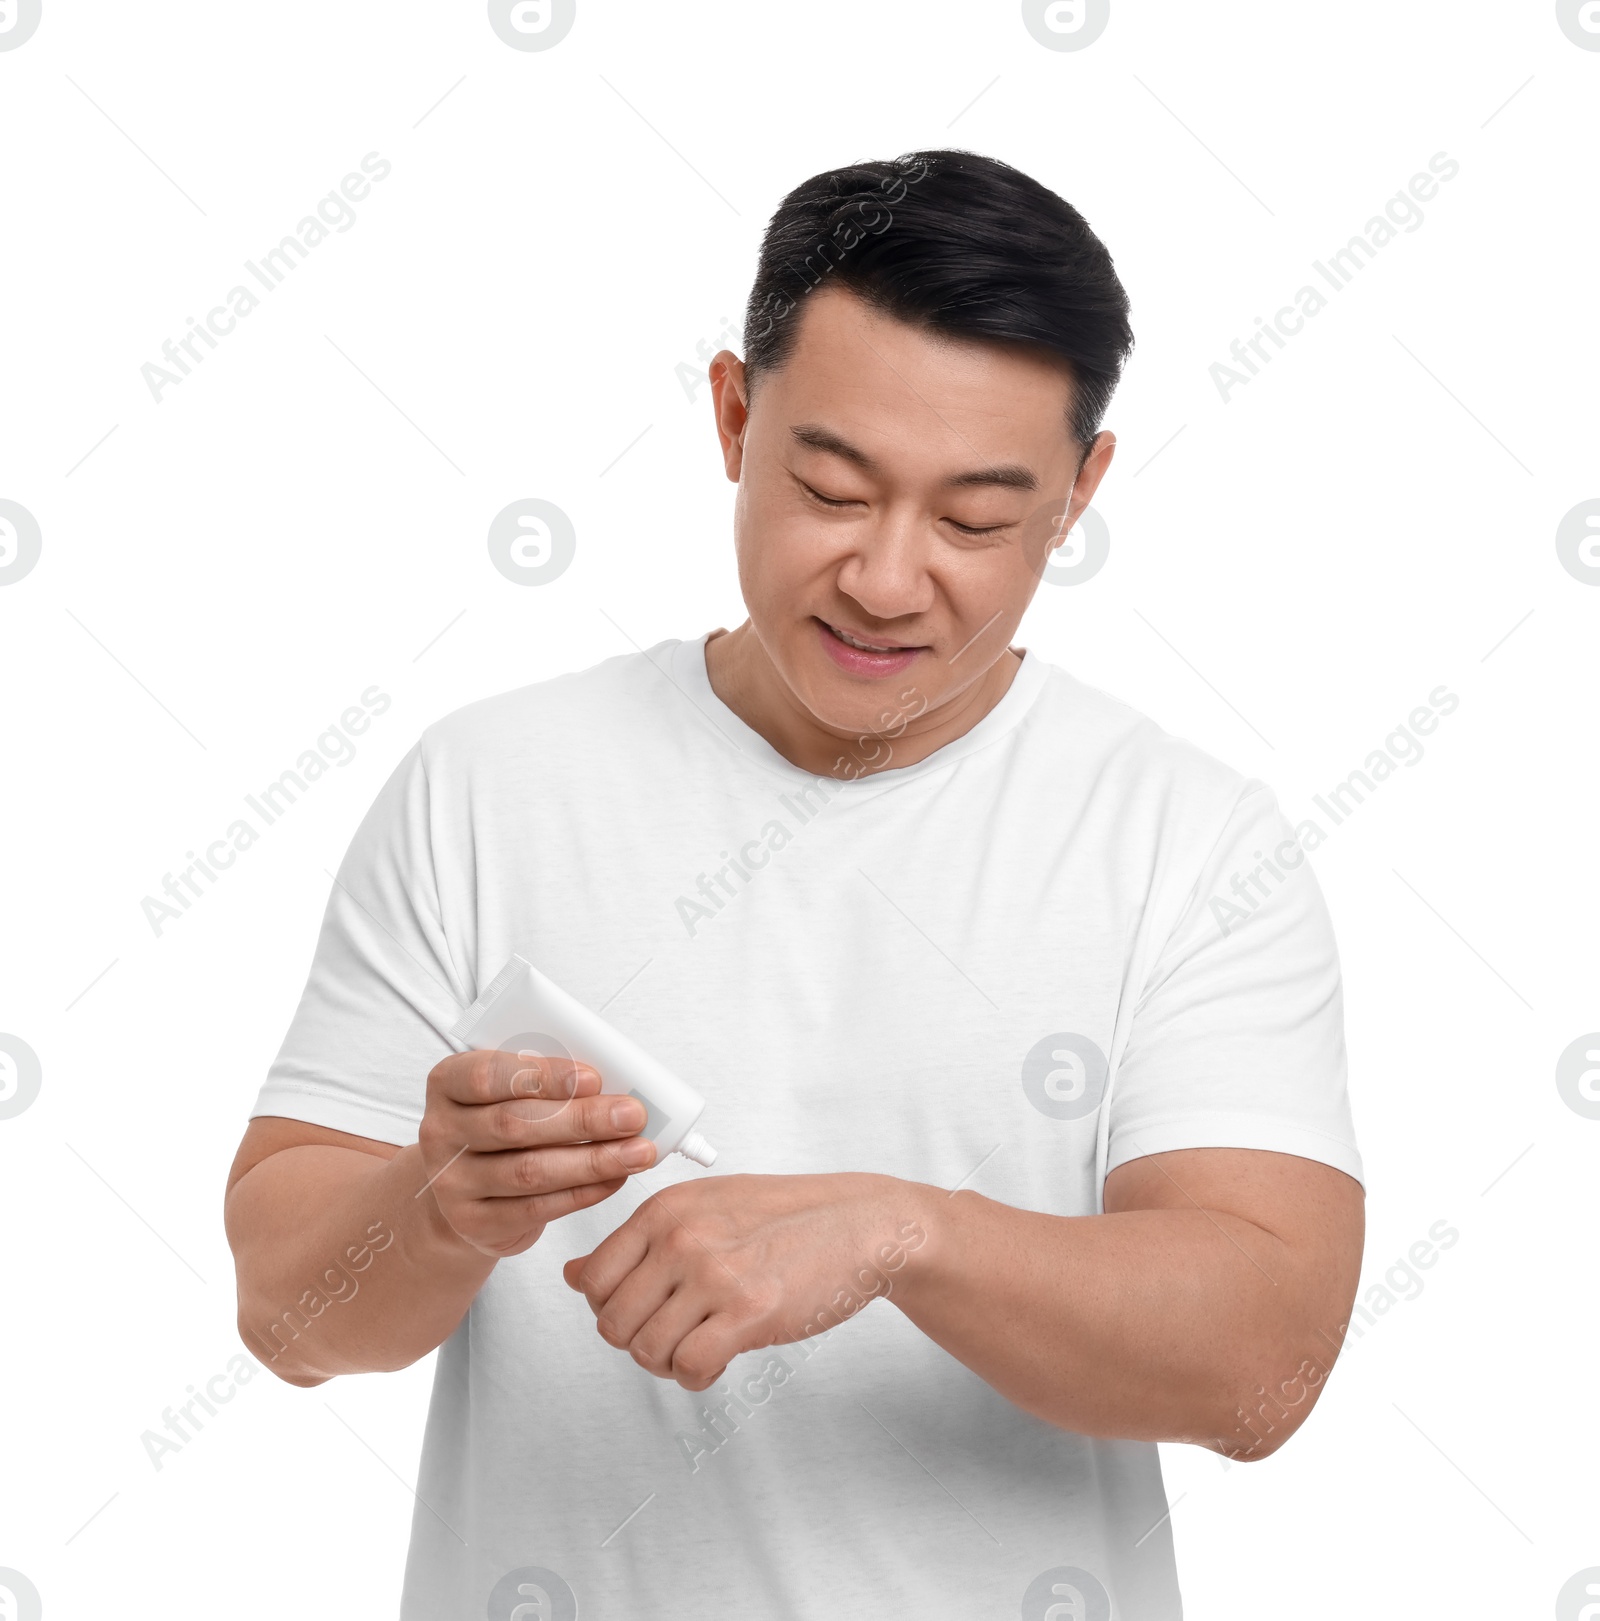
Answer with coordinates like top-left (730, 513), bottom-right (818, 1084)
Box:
top-left (459, 1137), bottom-right (657, 1201)
top-left (668, 1318), bottom-right (738, 1391)
top-left (438, 1089), bottom-right (649, 1153)
top-left (498, 1049), bottom-right (596, 1103)
top-left (622, 1283), bottom-right (710, 1374)
top-left (675, 1363), bottom-right (728, 1393)
top-left (434, 1048), bottom-right (601, 1108)
top-left (593, 1258), bottom-right (681, 1353)
top-left (516, 1176), bottom-right (628, 1226)
top-left (620, 1288), bottom-right (716, 1381)
top-left (458, 1177), bottom-right (629, 1255)
top-left (569, 1212), bottom-right (654, 1310)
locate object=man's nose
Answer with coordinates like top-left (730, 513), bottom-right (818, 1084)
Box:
top-left (834, 511), bottom-right (937, 620)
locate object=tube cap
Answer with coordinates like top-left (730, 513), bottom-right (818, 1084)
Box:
top-left (677, 1129), bottom-right (717, 1167)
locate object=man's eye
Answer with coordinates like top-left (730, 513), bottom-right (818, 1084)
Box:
top-left (801, 481), bottom-right (1008, 536)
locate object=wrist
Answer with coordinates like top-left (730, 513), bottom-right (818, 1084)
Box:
top-left (393, 1145), bottom-right (490, 1271)
top-left (877, 1176), bottom-right (949, 1312)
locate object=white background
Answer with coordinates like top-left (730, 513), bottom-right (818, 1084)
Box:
top-left (1, 2), bottom-right (1596, 1616)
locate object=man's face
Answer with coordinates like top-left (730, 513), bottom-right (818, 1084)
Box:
top-left (710, 283), bottom-right (1113, 744)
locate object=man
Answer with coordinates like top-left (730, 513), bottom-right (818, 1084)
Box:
top-left (226, 148), bottom-right (1364, 1619)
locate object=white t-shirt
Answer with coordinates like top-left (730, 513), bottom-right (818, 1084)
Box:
top-left (252, 631), bottom-right (1362, 1621)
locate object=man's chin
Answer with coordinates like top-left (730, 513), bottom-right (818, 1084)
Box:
top-left (791, 681), bottom-right (932, 769)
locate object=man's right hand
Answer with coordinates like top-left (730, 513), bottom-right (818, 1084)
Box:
top-left (418, 1049), bottom-right (658, 1258)
top-left (225, 1050), bottom-right (658, 1383)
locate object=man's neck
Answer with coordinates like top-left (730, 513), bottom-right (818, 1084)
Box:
top-left (702, 623), bottom-right (1023, 780)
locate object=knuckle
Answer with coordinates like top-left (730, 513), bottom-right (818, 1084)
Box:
top-left (504, 1055), bottom-right (546, 1100)
top-left (467, 1051), bottom-right (501, 1103)
top-left (485, 1101), bottom-right (523, 1148)
top-left (674, 1350), bottom-right (717, 1385)
top-left (589, 1141), bottom-right (623, 1182)
top-left (510, 1150), bottom-right (547, 1194)
top-left (631, 1341), bottom-right (670, 1377)
top-left (661, 1222), bottom-right (699, 1261)
top-left (424, 1056), bottom-right (452, 1100)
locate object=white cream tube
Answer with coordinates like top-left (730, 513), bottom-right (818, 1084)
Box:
top-left (449, 954), bottom-right (717, 1167)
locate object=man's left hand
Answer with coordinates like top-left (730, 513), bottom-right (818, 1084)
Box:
top-left (562, 1171), bottom-right (932, 1390)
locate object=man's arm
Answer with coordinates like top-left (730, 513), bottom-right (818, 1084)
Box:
top-left (224, 1049), bottom-right (660, 1385)
top-left (564, 1149), bottom-right (1364, 1460)
top-left (889, 1147), bottom-right (1364, 1459)
top-left (224, 1118), bottom-right (492, 1386)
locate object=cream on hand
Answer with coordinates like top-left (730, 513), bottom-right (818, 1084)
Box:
top-left (449, 953), bottom-right (718, 1168)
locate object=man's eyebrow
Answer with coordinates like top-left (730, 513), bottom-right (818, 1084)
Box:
top-left (788, 422), bottom-right (1039, 492)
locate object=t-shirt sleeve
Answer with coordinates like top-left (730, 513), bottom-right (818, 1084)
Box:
top-left (1104, 779), bottom-right (1364, 1189)
top-left (249, 735), bottom-right (472, 1146)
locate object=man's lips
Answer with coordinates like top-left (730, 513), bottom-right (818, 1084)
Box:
top-left (815, 618), bottom-right (928, 675)
top-left (823, 619), bottom-right (923, 652)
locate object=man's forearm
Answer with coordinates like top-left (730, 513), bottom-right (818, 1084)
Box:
top-left (226, 1143), bottom-right (492, 1384)
top-left (889, 1184), bottom-right (1340, 1458)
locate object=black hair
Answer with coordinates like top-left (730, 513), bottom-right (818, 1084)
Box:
top-left (742, 149), bottom-right (1134, 465)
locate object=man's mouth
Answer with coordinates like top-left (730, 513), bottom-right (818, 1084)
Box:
top-left (815, 618), bottom-right (928, 674)
top-left (827, 623), bottom-right (917, 652)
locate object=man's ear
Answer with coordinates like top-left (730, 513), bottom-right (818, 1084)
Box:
top-left (709, 351), bottom-right (750, 482)
top-left (1069, 430), bottom-right (1116, 517)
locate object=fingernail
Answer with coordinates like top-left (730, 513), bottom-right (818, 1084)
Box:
top-left (610, 1100), bottom-right (644, 1131)
top-left (618, 1139), bottom-right (655, 1169)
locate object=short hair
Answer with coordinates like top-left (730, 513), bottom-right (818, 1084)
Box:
top-left (742, 149), bottom-right (1135, 463)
